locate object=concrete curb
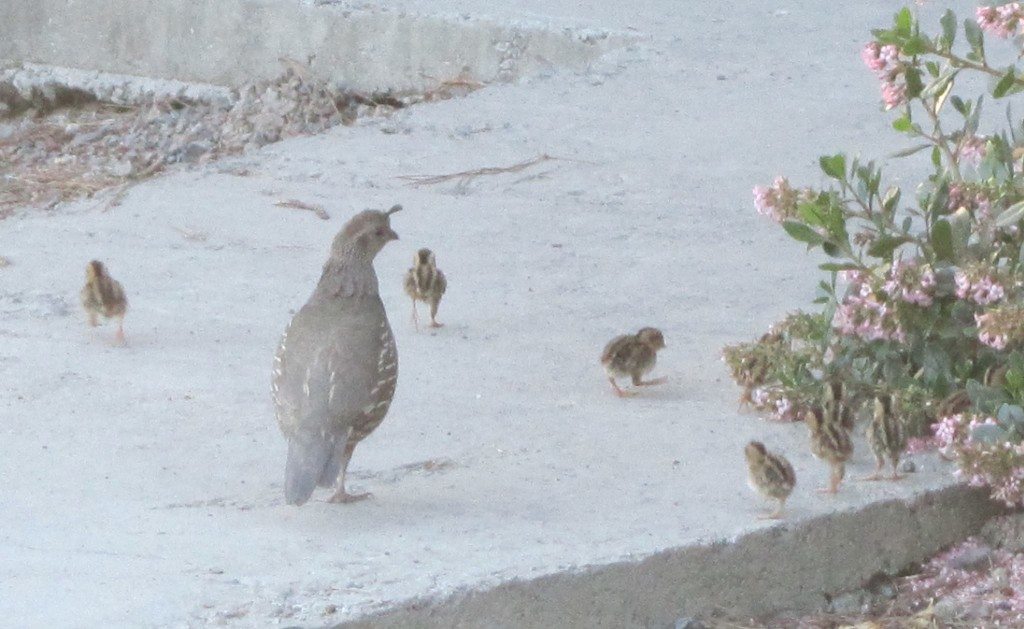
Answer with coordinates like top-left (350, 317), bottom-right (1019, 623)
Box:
top-left (0, 0), bottom-right (630, 92)
top-left (338, 487), bottom-right (1002, 628)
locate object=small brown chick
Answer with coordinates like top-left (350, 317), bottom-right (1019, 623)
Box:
top-left (863, 393), bottom-right (907, 481)
top-left (600, 327), bottom-right (667, 397)
top-left (805, 405), bottom-right (853, 494)
top-left (744, 441), bottom-right (796, 519)
top-left (825, 380), bottom-right (856, 432)
top-left (403, 248), bottom-right (447, 329)
top-left (80, 260), bottom-right (127, 344)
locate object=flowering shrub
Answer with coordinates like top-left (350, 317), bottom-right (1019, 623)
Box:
top-left (724, 5), bottom-right (1024, 506)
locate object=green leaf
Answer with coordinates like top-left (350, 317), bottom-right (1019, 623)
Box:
top-left (782, 220), bottom-right (825, 246)
top-left (995, 68), bottom-right (1017, 98)
top-left (905, 67), bottom-right (925, 99)
top-left (868, 234), bottom-right (911, 259)
top-left (902, 35), bottom-right (929, 56)
top-left (932, 219), bottom-right (955, 261)
top-left (996, 200), bottom-right (1024, 227)
top-left (941, 9), bottom-right (956, 49)
top-left (821, 241), bottom-right (842, 257)
top-left (819, 262), bottom-right (861, 272)
top-left (883, 186), bottom-right (901, 214)
top-left (895, 7), bottom-right (913, 37)
top-left (902, 216), bottom-right (913, 232)
top-left (797, 201), bottom-right (826, 227)
top-left (971, 423), bottom-right (1010, 444)
top-left (925, 61), bottom-right (941, 78)
top-left (932, 145), bottom-right (942, 169)
top-left (950, 95), bottom-right (968, 116)
top-left (892, 114), bottom-right (912, 133)
top-left (934, 72), bottom-right (957, 113)
top-left (996, 403), bottom-right (1024, 427)
top-left (819, 154), bottom-right (846, 180)
top-left (891, 143), bottom-right (933, 158)
top-left (965, 18), bottom-right (985, 58)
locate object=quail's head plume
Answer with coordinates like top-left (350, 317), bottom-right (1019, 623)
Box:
top-left (80, 259), bottom-right (128, 345)
top-left (272, 204), bottom-right (402, 506)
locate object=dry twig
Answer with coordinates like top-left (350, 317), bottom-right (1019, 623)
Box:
top-left (274, 199), bottom-right (331, 220)
top-left (398, 154), bottom-right (557, 188)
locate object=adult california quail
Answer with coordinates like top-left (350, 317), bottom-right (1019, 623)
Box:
top-left (80, 260), bottom-right (128, 344)
top-left (272, 205), bottom-right (401, 505)
top-left (403, 248), bottom-right (447, 329)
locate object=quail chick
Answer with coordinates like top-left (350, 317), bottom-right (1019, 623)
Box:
top-left (600, 327), bottom-right (667, 397)
top-left (805, 405), bottom-right (853, 494)
top-left (403, 248), bottom-right (447, 329)
top-left (80, 260), bottom-right (127, 344)
top-left (272, 205), bottom-right (401, 506)
top-left (863, 393), bottom-right (907, 481)
top-left (744, 441), bottom-right (796, 519)
top-left (825, 380), bottom-right (856, 432)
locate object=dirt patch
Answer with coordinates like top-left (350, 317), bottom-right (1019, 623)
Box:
top-left (0, 65), bottom-right (481, 216)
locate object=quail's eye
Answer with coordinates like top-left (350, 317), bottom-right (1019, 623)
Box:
top-left (375, 228), bottom-right (385, 237)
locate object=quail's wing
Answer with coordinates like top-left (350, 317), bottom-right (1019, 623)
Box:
top-left (600, 335), bottom-right (630, 364)
top-left (403, 268), bottom-right (417, 298)
top-left (273, 300), bottom-right (384, 436)
top-left (435, 269), bottom-right (447, 296)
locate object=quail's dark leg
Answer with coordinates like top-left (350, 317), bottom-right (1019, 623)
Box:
top-left (608, 377), bottom-right (635, 398)
top-left (327, 440), bottom-right (372, 503)
top-left (428, 297), bottom-right (443, 328)
top-left (410, 298), bottom-right (420, 331)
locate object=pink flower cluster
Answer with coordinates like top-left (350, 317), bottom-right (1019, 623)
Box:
top-left (977, 4), bottom-right (1024, 38)
top-left (935, 413), bottom-right (1024, 507)
top-left (883, 258), bottom-right (936, 307)
top-left (975, 305), bottom-right (1024, 350)
top-left (752, 177), bottom-right (810, 223)
top-left (833, 276), bottom-right (907, 342)
top-left (749, 387), bottom-right (802, 422)
top-left (861, 42), bottom-right (906, 109)
top-left (955, 268), bottom-right (1006, 305)
top-left (960, 135), bottom-right (989, 165)
top-left (947, 183), bottom-right (993, 219)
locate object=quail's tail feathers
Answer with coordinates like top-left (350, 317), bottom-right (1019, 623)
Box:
top-left (285, 434), bottom-right (333, 506)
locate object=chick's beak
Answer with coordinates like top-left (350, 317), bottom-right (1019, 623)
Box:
top-left (387, 228), bottom-right (399, 241)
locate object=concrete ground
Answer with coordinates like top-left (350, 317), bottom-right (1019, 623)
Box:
top-left (0, 1), bottom-right (1000, 627)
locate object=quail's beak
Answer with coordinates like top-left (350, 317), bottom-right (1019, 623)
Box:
top-left (386, 228), bottom-right (399, 241)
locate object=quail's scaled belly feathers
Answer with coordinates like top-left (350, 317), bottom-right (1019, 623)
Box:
top-left (272, 205), bottom-right (401, 506)
top-left (80, 259), bottom-right (128, 343)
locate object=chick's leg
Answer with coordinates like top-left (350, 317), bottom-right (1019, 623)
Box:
top-left (818, 462), bottom-right (844, 494)
top-left (114, 314), bottom-right (126, 345)
top-left (861, 456), bottom-right (885, 481)
top-left (608, 377), bottom-right (636, 398)
top-left (889, 456), bottom-right (904, 481)
top-left (87, 312), bottom-right (98, 327)
top-left (428, 298), bottom-right (443, 328)
top-left (758, 498), bottom-right (786, 520)
top-left (410, 298), bottom-right (420, 331)
top-left (632, 373), bottom-right (667, 387)
top-left (327, 440), bottom-right (372, 503)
